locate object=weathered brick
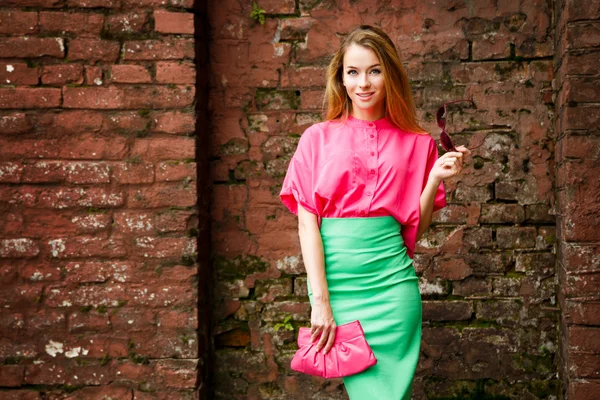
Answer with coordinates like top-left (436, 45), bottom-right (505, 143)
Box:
top-left (152, 111), bottom-right (195, 134)
top-left (105, 12), bottom-right (150, 34)
top-left (63, 86), bottom-right (194, 109)
top-left (66, 0), bottom-right (118, 7)
top-left (133, 236), bottom-right (196, 258)
top-left (110, 64), bottom-right (152, 83)
top-left (154, 210), bottom-right (192, 232)
top-left (0, 113), bottom-right (32, 135)
top-left (0, 11), bottom-right (38, 35)
top-left (155, 161), bottom-right (196, 182)
top-left (0, 88), bottom-right (61, 109)
top-left (480, 204), bottom-right (525, 224)
top-left (0, 63), bottom-right (39, 85)
top-left (113, 211), bottom-right (155, 234)
top-left (155, 61), bottom-right (196, 84)
top-left (39, 11), bottom-right (104, 36)
top-left (112, 162), bottom-right (155, 184)
top-left (67, 39), bottom-right (119, 64)
top-left (154, 10), bottom-right (194, 34)
top-left (131, 137), bottom-right (195, 160)
top-left (85, 65), bottom-right (104, 85)
top-left (432, 257), bottom-right (473, 280)
top-left (0, 365), bottom-right (25, 387)
top-left (127, 183), bottom-right (196, 208)
top-left (46, 283), bottom-right (127, 307)
top-left (496, 227), bottom-right (537, 249)
top-left (0, 37), bottom-right (64, 58)
top-left (37, 187), bottom-right (124, 209)
top-left (64, 261), bottom-right (134, 284)
top-left (41, 64), bottom-right (84, 85)
top-left (422, 301), bottom-right (474, 321)
top-left (0, 239), bottom-right (40, 258)
top-left (123, 38), bottom-right (195, 60)
top-left (0, 162), bottom-right (23, 183)
top-left (68, 311), bottom-right (111, 333)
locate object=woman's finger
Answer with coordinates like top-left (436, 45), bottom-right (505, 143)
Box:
top-left (316, 326), bottom-right (330, 352)
top-left (323, 325), bottom-right (337, 353)
top-left (310, 325), bottom-right (322, 343)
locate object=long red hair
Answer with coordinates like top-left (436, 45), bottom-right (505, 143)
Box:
top-left (324, 25), bottom-right (427, 134)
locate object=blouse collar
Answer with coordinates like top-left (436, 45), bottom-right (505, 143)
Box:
top-left (345, 114), bottom-right (394, 129)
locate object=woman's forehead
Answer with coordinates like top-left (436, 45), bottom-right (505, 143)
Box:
top-left (342, 44), bottom-right (381, 67)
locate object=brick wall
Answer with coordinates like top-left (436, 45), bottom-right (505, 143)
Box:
top-left (0, 0), bottom-right (208, 399)
top-left (209, 1), bottom-right (560, 399)
top-left (554, 0), bottom-right (600, 399)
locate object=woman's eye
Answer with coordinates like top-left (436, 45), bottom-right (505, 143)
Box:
top-left (347, 70), bottom-right (357, 75)
top-left (370, 69), bottom-right (381, 75)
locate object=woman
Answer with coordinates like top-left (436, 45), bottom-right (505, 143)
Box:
top-left (280, 25), bottom-right (470, 399)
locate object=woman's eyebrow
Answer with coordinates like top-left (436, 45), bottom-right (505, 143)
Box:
top-left (345, 64), bottom-right (381, 69)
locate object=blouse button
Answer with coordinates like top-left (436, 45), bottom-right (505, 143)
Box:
top-left (370, 169), bottom-right (375, 174)
top-left (359, 211), bottom-right (366, 216)
top-left (370, 151), bottom-right (375, 156)
top-left (369, 123), bottom-right (374, 127)
top-left (366, 191), bottom-right (372, 196)
top-left (370, 134), bottom-right (374, 138)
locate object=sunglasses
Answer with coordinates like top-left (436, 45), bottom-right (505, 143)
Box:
top-left (436, 99), bottom-right (475, 152)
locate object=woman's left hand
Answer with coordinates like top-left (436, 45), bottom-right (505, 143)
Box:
top-left (430, 145), bottom-right (471, 182)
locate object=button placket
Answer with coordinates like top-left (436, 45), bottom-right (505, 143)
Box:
top-left (364, 125), bottom-right (378, 215)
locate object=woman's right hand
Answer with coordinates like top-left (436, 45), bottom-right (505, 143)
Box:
top-left (310, 299), bottom-right (337, 354)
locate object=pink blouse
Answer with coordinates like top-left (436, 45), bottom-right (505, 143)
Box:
top-left (279, 115), bottom-right (447, 259)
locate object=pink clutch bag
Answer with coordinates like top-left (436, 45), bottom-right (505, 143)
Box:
top-left (290, 320), bottom-right (377, 378)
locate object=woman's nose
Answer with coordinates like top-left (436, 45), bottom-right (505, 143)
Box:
top-left (359, 73), bottom-right (370, 88)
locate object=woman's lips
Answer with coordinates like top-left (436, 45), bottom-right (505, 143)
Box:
top-left (356, 92), bottom-right (374, 100)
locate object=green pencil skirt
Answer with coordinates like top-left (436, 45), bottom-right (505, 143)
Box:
top-left (307, 216), bottom-right (422, 400)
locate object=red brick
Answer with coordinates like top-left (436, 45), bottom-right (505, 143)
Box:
top-left (113, 211), bottom-right (155, 234)
top-left (0, 88), bottom-right (61, 109)
top-left (480, 204), bottom-right (526, 224)
top-left (127, 183), bottom-right (196, 208)
top-left (68, 311), bottom-right (111, 333)
top-left (40, 11), bottom-right (104, 36)
top-left (133, 236), bottom-right (196, 258)
top-left (0, 284), bottom-right (42, 307)
top-left (156, 161), bottom-right (196, 182)
top-left (68, 39), bottom-right (120, 63)
top-left (560, 77), bottom-right (600, 104)
top-left (260, 0), bottom-right (295, 13)
top-left (0, 162), bottom-right (23, 183)
top-left (0, 63), bottom-right (38, 85)
top-left (300, 89), bottom-right (325, 110)
top-left (55, 110), bottom-right (103, 133)
top-left (0, 365), bottom-right (25, 387)
top-left (46, 283), bottom-right (127, 307)
top-left (85, 65), bottom-right (104, 85)
top-left (63, 86), bottom-right (194, 109)
top-left (0, 239), bottom-right (40, 258)
top-left (0, 37), bottom-right (64, 58)
top-left (64, 261), bottom-right (134, 284)
top-left (21, 161), bottom-right (110, 184)
top-left (123, 38), bottom-right (194, 60)
top-left (567, 21), bottom-right (600, 50)
top-left (154, 359), bottom-right (197, 389)
top-left (110, 64), bottom-right (152, 83)
top-left (155, 61), bottom-right (195, 84)
top-left (120, 0), bottom-right (193, 7)
top-left (66, 0), bottom-right (117, 6)
top-left (423, 301), bottom-right (474, 321)
top-left (570, 353), bottom-right (600, 379)
top-left (157, 310), bottom-right (197, 329)
top-left (0, 11), bottom-right (38, 35)
top-left (0, 113), bottom-right (32, 135)
top-left (45, 236), bottom-right (126, 259)
top-left (0, 390), bottom-right (39, 399)
top-left (131, 137), bottom-right (195, 160)
top-left (41, 64), bottom-right (84, 85)
top-left (432, 258), bottom-right (473, 280)
top-left (155, 210), bottom-right (192, 232)
top-left (103, 111), bottom-right (148, 131)
top-left (152, 111), bottom-right (195, 134)
top-left (154, 10), bottom-right (194, 34)
top-left (112, 162), bottom-right (155, 184)
top-left (128, 283), bottom-right (195, 307)
top-left (105, 12), bottom-right (150, 34)
top-left (37, 187), bottom-right (124, 209)
top-left (0, 0), bottom-right (61, 5)
top-left (569, 326), bottom-right (600, 353)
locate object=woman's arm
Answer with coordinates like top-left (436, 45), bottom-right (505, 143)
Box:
top-left (297, 204), bottom-right (336, 354)
top-left (417, 175), bottom-right (442, 241)
top-left (417, 145), bottom-right (471, 241)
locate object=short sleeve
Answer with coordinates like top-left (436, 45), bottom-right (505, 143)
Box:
top-left (424, 138), bottom-right (447, 212)
top-left (279, 131), bottom-right (318, 216)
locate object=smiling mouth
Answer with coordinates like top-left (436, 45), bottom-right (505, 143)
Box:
top-left (357, 92), bottom-right (374, 97)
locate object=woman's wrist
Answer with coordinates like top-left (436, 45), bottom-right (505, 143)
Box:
top-left (312, 293), bottom-right (330, 304)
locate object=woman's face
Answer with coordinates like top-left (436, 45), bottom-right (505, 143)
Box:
top-left (342, 44), bottom-right (386, 120)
